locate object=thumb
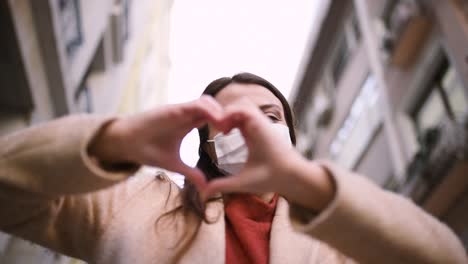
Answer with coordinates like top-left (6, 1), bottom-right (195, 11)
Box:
top-left (201, 173), bottom-right (252, 202)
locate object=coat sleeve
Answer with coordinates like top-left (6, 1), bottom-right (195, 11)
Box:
top-left (288, 160), bottom-right (467, 264)
top-left (0, 115), bottom-right (142, 261)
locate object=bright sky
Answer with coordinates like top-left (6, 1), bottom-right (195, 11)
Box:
top-left (167, 0), bottom-right (323, 168)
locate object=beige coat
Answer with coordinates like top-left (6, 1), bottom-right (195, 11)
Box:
top-left (0, 115), bottom-right (466, 263)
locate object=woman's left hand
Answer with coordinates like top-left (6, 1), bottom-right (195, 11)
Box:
top-left (201, 98), bottom-right (335, 211)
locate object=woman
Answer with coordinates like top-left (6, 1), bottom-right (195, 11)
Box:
top-left (0, 73), bottom-right (465, 263)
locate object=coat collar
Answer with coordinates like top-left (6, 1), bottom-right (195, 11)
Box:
top-left (179, 196), bottom-right (319, 263)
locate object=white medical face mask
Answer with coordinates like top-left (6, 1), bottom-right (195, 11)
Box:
top-left (207, 123), bottom-right (292, 175)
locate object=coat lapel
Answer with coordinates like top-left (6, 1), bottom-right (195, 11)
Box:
top-left (179, 199), bottom-right (226, 263)
top-left (270, 197), bottom-right (320, 264)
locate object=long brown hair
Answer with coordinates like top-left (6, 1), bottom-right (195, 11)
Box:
top-left (182, 72), bottom-right (297, 222)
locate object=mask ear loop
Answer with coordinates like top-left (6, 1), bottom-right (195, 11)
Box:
top-left (204, 139), bottom-right (217, 165)
top-left (203, 139), bottom-right (226, 178)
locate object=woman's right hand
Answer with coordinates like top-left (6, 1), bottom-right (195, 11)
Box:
top-left (89, 96), bottom-right (224, 189)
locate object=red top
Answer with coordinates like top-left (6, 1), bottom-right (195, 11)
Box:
top-left (225, 193), bottom-right (279, 264)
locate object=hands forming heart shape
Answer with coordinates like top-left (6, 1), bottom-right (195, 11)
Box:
top-left (91, 96), bottom-right (332, 208)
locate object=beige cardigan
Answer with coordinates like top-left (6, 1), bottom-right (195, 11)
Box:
top-left (0, 115), bottom-right (466, 263)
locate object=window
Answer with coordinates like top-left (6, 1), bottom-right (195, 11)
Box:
top-left (58, 0), bottom-right (83, 59)
top-left (75, 85), bottom-right (93, 113)
top-left (413, 58), bottom-right (467, 133)
top-left (441, 67), bottom-right (467, 118)
top-left (112, 0), bottom-right (132, 63)
top-left (331, 37), bottom-right (350, 84)
top-left (329, 75), bottom-right (381, 168)
top-left (415, 88), bottom-right (446, 132)
top-left (328, 10), bottom-right (362, 87)
top-left (0, 2), bottom-right (33, 113)
top-left (122, 0), bottom-right (131, 41)
top-left (350, 14), bottom-right (361, 42)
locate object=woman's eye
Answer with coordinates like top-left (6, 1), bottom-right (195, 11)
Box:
top-left (267, 115), bottom-right (280, 122)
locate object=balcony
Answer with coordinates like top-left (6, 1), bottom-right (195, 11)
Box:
top-left (378, 0), bottom-right (432, 68)
top-left (401, 114), bottom-right (468, 218)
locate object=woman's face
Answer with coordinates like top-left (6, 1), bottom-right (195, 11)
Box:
top-left (207, 83), bottom-right (287, 140)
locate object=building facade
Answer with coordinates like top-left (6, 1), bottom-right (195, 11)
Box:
top-left (0, 0), bottom-right (173, 262)
top-left (291, 0), bottom-right (468, 250)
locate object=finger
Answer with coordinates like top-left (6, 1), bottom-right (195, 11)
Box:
top-left (216, 105), bottom-right (249, 134)
top-left (201, 173), bottom-right (252, 202)
top-left (218, 107), bottom-right (270, 146)
top-left (217, 110), bottom-right (244, 133)
top-left (199, 95), bottom-right (224, 117)
top-left (174, 101), bottom-right (222, 136)
top-left (187, 96), bottom-right (224, 126)
top-left (174, 162), bottom-right (208, 191)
